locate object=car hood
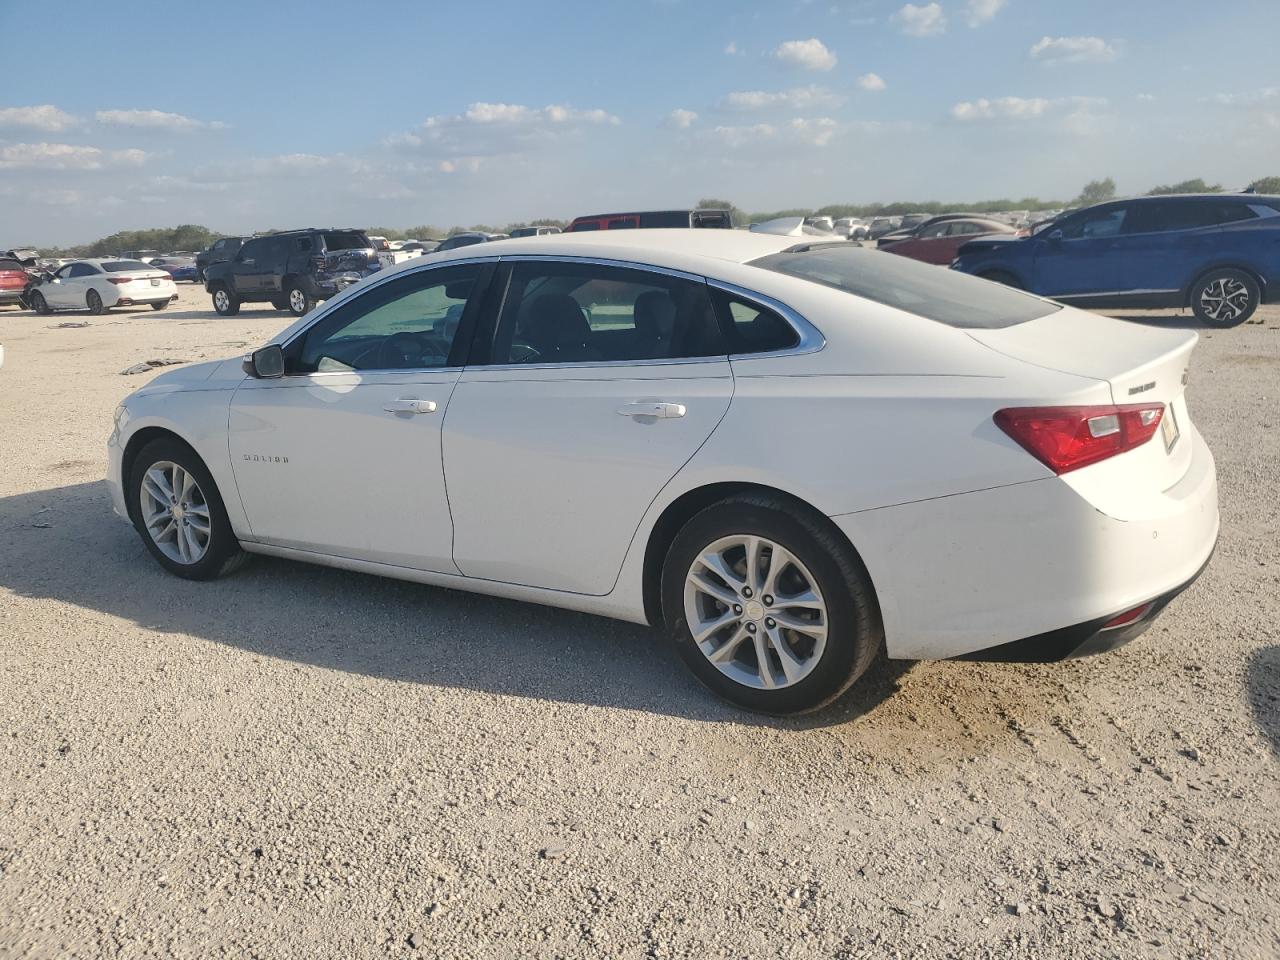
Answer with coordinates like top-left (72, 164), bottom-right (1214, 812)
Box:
top-left (132, 357), bottom-right (246, 395)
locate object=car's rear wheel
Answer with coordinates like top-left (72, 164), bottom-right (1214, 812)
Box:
top-left (270, 296), bottom-right (290, 311)
top-left (86, 289), bottom-right (105, 315)
top-left (151, 301), bottom-right (168, 311)
top-left (211, 285), bottom-right (240, 316)
top-left (29, 290), bottom-right (51, 315)
top-left (287, 284), bottom-right (315, 316)
top-left (128, 438), bottom-right (248, 580)
top-left (661, 494), bottom-right (882, 714)
top-left (1191, 268), bottom-right (1259, 328)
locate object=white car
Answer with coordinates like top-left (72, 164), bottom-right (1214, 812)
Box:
top-left (28, 258), bottom-right (177, 315)
top-left (106, 230), bottom-right (1219, 713)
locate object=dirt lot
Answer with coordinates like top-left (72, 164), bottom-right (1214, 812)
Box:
top-left (1, 283), bottom-right (1277, 959)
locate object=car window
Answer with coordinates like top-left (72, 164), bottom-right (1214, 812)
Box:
top-left (1059, 207), bottom-right (1127, 240)
top-left (293, 264), bottom-right (484, 374)
top-left (238, 239), bottom-right (264, 261)
top-left (750, 244), bottom-right (1060, 329)
top-left (321, 231), bottom-right (369, 251)
top-left (920, 223), bottom-right (950, 239)
top-left (212, 239), bottom-right (225, 251)
top-left (711, 292), bottom-right (800, 354)
top-left (490, 261), bottom-right (724, 365)
top-left (58, 264), bottom-right (82, 278)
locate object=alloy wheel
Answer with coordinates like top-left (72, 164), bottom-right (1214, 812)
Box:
top-left (139, 460), bottom-right (211, 565)
top-left (1199, 277), bottom-right (1250, 323)
top-left (289, 288), bottom-right (307, 313)
top-left (213, 289), bottom-right (229, 312)
top-left (683, 534), bottom-right (828, 690)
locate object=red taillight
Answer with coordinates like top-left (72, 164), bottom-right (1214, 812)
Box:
top-left (1102, 602), bottom-right (1154, 630)
top-left (994, 404), bottom-right (1164, 474)
top-left (107, 277), bottom-right (133, 285)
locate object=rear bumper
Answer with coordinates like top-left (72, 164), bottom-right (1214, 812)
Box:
top-left (831, 427), bottom-right (1219, 661)
top-left (0, 290), bottom-right (26, 306)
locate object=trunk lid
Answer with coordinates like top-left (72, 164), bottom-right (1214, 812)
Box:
top-left (969, 305), bottom-right (1199, 512)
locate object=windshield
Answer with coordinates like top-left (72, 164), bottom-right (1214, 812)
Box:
top-left (102, 260), bottom-right (151, 272)
top-left (749, 245), bottom-right (1060, 329)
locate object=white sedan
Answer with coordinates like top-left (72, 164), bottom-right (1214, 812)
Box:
top-left (106, 230), bottom-right (1219, 713)
top-left (28, 258), bottom-right (177, 315)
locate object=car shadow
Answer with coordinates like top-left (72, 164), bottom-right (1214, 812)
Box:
top-left (1247, 645), bottom-right (1280, 758)
top-left (0, 481), bottom-right (911, 729)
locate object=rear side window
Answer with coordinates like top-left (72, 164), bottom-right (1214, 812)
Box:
top-left (750, 245), bottom-right (1060, 329)
top-left (490, 261), bottom-right (724, 364)
top-left (69, 263), bottom-right (100, 277)
top-left (710, 291), bottom-right (800, 354)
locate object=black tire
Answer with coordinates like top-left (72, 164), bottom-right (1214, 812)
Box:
top-left (660, 493), bottom-right (883, 715)
top-left (286, 283), bottom-right (315, 317)
top-left (978, 270), bottom-right (1022, 289)
top-left (151, 301), bottom-right (168, 311)
top-left (29, 290), bottom-right (52, 315)
top-left (1190, 268), bottom-right (1259, 328)
top-left (270, 296), bottom-right (290, 311)
top-left (197, 267), bottom-right (206, 284)
top-left (211, 284), bottom-right (240, 316)
top-left (127, 437), bottom-right (249, 581)
top-left (86, 288), bottom-right (105, 315)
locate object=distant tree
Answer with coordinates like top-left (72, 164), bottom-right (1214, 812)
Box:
top-left (1247, 176), bottom-right (1280, 194)
top-left (1147, 178), bottom-right (1222, 195)
top-left (697, 197), bottom-right (746, 226)
top-left (1075, 178), bottom-right (1117, 206)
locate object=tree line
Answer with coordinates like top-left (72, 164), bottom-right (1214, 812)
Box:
top-left (35, 176), bottom-right (1280, 256)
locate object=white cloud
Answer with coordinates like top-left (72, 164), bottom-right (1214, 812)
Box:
top-left (439, 102), bottom-right (620, 127)
top-left (721, 85), bottom-right (841, 111)
top-left (666, 108), bottom-right (698, 129)
top-left (0, 142), bottom-right (148, 170)
top-left (790, 117), bottom-right (838, 146)
top-left (1201, 87), bottom-right (1278, 106)
top-left (0, 104), bottom-right (79, 132)
top-left (1137, 93), bottom-right (1157, 102)
top-left (95, 108), bottom-right (227, 131)
top-left (857, 73), bottom-right (886, 92)
top-left (1029, 36), bottom-right (1119, 64)
top-left (724, 40), bottom-right (740, 55)
top-left (773, 38), bottom-right (837, 71)
top-left (950, 96), bottom-right (1108, 133)
top-left (893, 3), bottom-right (947, 37)
top-left (710, 123), bottom-right (778, 148)
top-left (964, 0), bottom-right (1006, 27)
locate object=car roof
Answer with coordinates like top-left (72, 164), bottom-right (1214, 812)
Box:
top-left (408, 228), bottom-right (803, 274)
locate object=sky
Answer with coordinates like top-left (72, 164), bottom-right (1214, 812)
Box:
top-left (3, 0), bottom-right (1279, 246)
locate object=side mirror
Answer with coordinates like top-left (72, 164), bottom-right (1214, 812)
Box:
top-left (1046, 229), bottom-right (1064, 243)
top-left (242, 344), bottom-right (285, 379)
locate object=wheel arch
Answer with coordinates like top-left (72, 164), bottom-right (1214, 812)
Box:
top-left (1182, 262), bottom-right (1267, 306)
top-left (121, 427), bottom-right (204, 522)
top-left (639, 481), bottom-right (881, 629)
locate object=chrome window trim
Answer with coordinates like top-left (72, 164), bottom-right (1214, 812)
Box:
top-left (273, 256), bottom-right (500, 377)
top-left (706, 278), bottom-right (826, 360)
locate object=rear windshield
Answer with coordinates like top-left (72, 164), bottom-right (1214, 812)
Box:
top-left (0, 259), bottom-right (24, 271)
top-left (102, 260), bottom-right (151, 272)
top-left (749, 245), bottom-right (1060, 329)
top-left (322, 231), bottom-right (370, 251)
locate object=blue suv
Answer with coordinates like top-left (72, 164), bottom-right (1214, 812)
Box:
top-left (952, 194), bottom-right (1280, 327)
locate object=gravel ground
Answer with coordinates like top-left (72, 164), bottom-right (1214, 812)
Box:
top-left (1, 285), bottom-right (1277, 959)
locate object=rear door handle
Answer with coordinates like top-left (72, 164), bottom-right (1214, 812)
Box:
top-left (383, 398), bottom-right (437, 415)
top-left (617, 401), bottom-right (686, 419)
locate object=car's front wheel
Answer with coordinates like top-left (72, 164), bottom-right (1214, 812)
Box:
top-left (662, 494), bottom-right (882, 714)
top-left (29, 290), bottom-right (52, 315)
top-left (211, 285), bottom-right (240, 316)
top-left (1191, 268), bottom-right (1259, 328)
top-left (128, 438), bottom-right (248, 580)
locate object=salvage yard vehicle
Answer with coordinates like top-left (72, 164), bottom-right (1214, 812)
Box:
top-left (204, 228), bottom-right (380, 317)
top-left (952, 193), bottom-right (1280, 326)
top-left (108, 230), bottom-right (1218, 714)
top-left (195, 236), bottom-right (247, 283)
top-left (0, 256), bottom-right (30, 309)
top-left (879, 217), bottom-right (1015, 265)
top-left (566, 209), bottom-right (733, 232)
top-left (27, 258), bottom-right (177, 314)
top-left (148, 257), bottom-right (200, 283)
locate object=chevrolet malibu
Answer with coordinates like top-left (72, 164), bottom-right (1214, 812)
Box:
top-left (107, 230), bottom-right (1218, 714)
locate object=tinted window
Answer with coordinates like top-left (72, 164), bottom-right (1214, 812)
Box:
top-left (1059, 207), bottom-right (1127, 240)
top-left (294, 264), bottom-right (482, 373)
top-left (212, 239), bottom-right (226, 251)
top-left (238, 239), bottom-right (265, 260)
top-left (640, 211), bottom-right (691, 228)
top-left (296, 236), bottom-right (314, 252)
top-left (68, 263), bottom-right (98, 278)
top-left (712, 292), bottom-right (800, 354)
top-left (570, 221), bottom-right (600, 232)
top-left (750, 244), bottom-right (1060, 329)
top-left (102, 261), bottom-right (148, 272)
top-left (322, 231), bottom-right (369, 251)
top-left (491, 261), bottom-right (723, 364)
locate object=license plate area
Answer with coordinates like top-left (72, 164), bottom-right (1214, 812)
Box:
top-left (1161, 404), bottom-right (1180, 452)
top-left (150, 278), bottom-right (160, 286)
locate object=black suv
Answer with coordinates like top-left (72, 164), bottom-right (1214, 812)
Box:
top-left (196, 236), bottom-right (248, 282)
top-left (205, 228), bottom-right (379, 316)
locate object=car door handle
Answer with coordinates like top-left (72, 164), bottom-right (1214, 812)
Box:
top-left (383, 398), bottom-right (437, 415)
top-left (617, 401), bottom-right (686, 419)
